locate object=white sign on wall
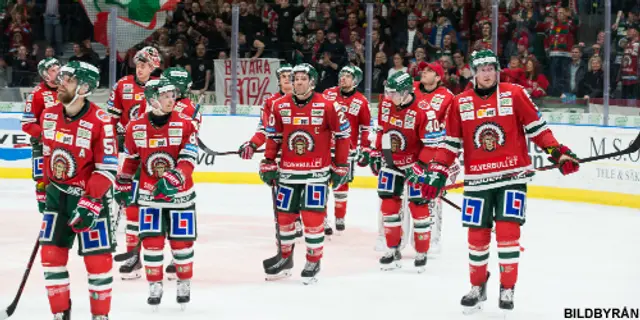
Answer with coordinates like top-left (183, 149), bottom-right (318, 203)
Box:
top-left (214, 58), bottom-right (281, 107)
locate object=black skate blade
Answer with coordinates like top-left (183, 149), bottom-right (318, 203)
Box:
top-left (264, 270), bottom-right (292, 281)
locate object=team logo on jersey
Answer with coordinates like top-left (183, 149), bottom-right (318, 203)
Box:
top-left (293, 117), bottom-right (309, 125)
top-left (43, 120), bottom-right (56, 130)
top-left (133, 131), bottom-right (146, 139)
top-left (311, 109), bottom-right (324, 117)
top-left (149, 138), bottom-right (167, 148)
top-left (44, 113), bottom-right (58, 120)
top-left (79, 120), bottom-right (94, 129)
top-left (477, 108), bottom-right (496, 119)
top-left (459, 102), bottom-right (474, 112)
top-left (387, 130), bottom-right (406, 152)
top-left (311, 117), bottom-right (323, 125)
top-left (431, 96), bottom-right (444, 111)
top-left (54, 131), bottom-right (74, 145)
top-left (50, 148), bottom-right (76, 180)
top-left (96, 110), bottom-right (110, 123)
top-left (280, 109), bottom-right (292, 117)
top-left (418, 100), bottom-right (429, 110)
top-left (168, 129), bottom-right (182, 137)
top-left (77, 128), bottom-right (92, 140)
top-left (473, 122), bottom-right (505, 152)
top-left (404, 115), bottom-right (415, 129)
top-left (288, 130), bottom-right (314, 155)
top-left (123, 83), bottom-right (134, 93)
top-left (349, 103), bottom-right (361, 115)
top-left (390, 117), bottom-right (403, 127)
top-left (145, 152), bottom-right (176, 179)
top-left (135, 93), bottom-right (144, 101)
top-left (129, 104), bottom-right (141, 120)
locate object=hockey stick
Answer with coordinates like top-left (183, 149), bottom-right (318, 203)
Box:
top-left (262, 182), bottom-right (284, 271)
top-left (443, 130), bottom-right (640, 192)
top-left (114, 94), bottom-right (207, 263)
top-left (0, 236), bottom-right (40, 320)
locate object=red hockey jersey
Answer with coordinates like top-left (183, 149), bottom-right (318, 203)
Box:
top-left (22, 82), bottom-right (59, 139)
top-left (416, 86), bottom-right (454, 159)
top-left (40, 101), bottom-right (117, 199)
top-left (121, 112), bottom-right (198, 208)
top-left (106, 75), bottom-right (148, 130)
top-left (139, 97), bottom-right (202, 132)
top-left (375, 95), bottom-right (431, 168)
top-left (621, 40), bottom-right (640, 86)
top-left (249, 91), bottom-right (286, 147)
top-left (323, 86), bottom-right (371, 149)
top-left (434, 83), bottom-right (560, 191)
top-left (265, 93), bottom-right (351, 184)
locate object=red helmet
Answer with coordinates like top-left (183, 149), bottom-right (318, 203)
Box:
top-left (134, 46), bottom-right (161, 70)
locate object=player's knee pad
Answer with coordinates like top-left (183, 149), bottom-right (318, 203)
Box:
top-left (169, 240), bottom-right (194, 279)
top-left (41, 245), bottom-right (69, 267)
top-left (468, 228), bottom-right (491, 249)
top-left (300, 210), bottom-right (324, 229)
top-left (84, 253), bottom-right (113, 274)
top-left (142, 235), bottom-right (165, 250)
top-left (125, 205), bottom-right (139, 222)
top-left (408, 202), bottom-right (429, 219)
top-left (495, 220), bottom-right (521, 243)
top-left (277, 212), bottom-right (297, 248)
top-left (300, 210), bottom-right (324, 261)
top-left (381, 198), bottom-right (402, 215)
top-left (334, 182), bottom-right (349, 193)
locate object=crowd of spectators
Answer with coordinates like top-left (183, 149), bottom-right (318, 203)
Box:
top-left (1, 0), bottom-right (640, 102)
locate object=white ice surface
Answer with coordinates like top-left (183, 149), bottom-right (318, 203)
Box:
top-left (0, 179), bottom-right (638, 320)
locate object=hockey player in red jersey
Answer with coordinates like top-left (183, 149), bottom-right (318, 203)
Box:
top-left (260, 63), bottom-right (351, 284)
top-left (21, 57), bottom-right (60, 214)
top-left (39, 61), bottom-right (116, 320)
top-left (416, 50), bottom-right (580, 313)
top-left (238, 63), bottom-right (293, 159)
top-left (116, 78), bottom-right (198, 309)
top-left (372, 71), bottom-right (436, 272)
top-left (411, 62), bottom-right (459, 253)
top-left (109, 46), bottom-right (161, 279)
top-left (322, 65), bottom-right (371, 234)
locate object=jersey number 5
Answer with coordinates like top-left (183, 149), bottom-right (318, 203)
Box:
top-left (104, 139), bottom-right (116, 155)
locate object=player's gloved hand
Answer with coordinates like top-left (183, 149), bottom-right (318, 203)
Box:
top-left (331, 163), bottom-right (350, 188)
top-left (356, 147), bottom-right (372, 167)
top-left (405, 161), bottom-right (428, 185)
top-left (114, 175), bottom-right (133, 206)
top-left (419, 162), bottom-right (450, 200)
top-left (153, 169), bottom-right (186, 200)
top-left (546, 144), bottom-right (580, 175)
top-left (369, 150), bottom-right (382, 176)
top-left (69, 196), bottom-right (102, 233)
top-left (238, 141), bottom-right (258, 160)
top-left (259, 159), bottom-right (279, 185)
top-left (35, 180), bottom-right (46, 214)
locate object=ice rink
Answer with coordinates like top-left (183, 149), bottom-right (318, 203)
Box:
top-left (0, 179), bottom-right (638, 320)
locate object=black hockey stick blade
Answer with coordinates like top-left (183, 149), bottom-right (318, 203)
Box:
top-left (114, 242), bottom-right (140, 262)
top-left (0, 237), bottom-right (40, 320)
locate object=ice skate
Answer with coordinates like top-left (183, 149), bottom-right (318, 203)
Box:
top-left (264, 254), bottom-right (294, 281)
top-left (301, 260), bottom-right (320, 285)
top-left (147, 281), bottom-right (163, 311)
top-left (414, 252), bottom-right (427, 273)
top-left (119, 253), bottom-right (142, 280)
top-left (177, 279), bottom-right (191, 310)
top-left (323, 218), bottom-right (333, 238)
top-left (52, 307), bottom-right (71, 320)
top-left (335, 218), bottom-right (345, 234)
top-left (92, 316), bottom-right (109, 320)
top-left (461, 272), bottom-right (491, 315)
top-left (166, 260), bottom-right (176, 281)
top-left (379, 248), bottom-right (401, 271)
top-left (499, 285), bottom-right (515, 314)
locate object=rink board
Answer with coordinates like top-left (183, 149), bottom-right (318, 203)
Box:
top-left (0, 114), bottom-right (638, 208)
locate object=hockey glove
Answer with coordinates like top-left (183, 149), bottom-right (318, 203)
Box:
top-left (259, 159), bottom-right (279, 185)
top-left (114, 175), bottom-right (134, 207)
top-left (546, 144), bottom-right (580, 176)
top-left (35, 180), bottom-right (46, 214)
top-left (369, 150), bottom-right (382, 176)
top-left (153, 169), bottom-right (186, 200)
top-left (69, 196), bottom-right (102, 233)
top-left (405, 161), bottom-right (428, 185)
top-left (356, 147), bottom-right (372, 167)
top-left (419, 162), bottom-right (450, 200)
top-left (238, 141), bottom-right (258, 160)
top-left (331, 163), bottom-right (350, 188)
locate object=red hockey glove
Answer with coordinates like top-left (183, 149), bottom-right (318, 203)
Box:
top-left (153, 169), bottom-right (185, 200)
top-left (238, 141), bottom-right (258, 160)
top-left (259, 159), bottom-right (279, 185)
top-left (405, 161), bottom-right (428, 185)
top-left (419, 162), bottom-right (450, 200)
top-left (356, 147), bottom-right (372, 167)
top-left (331, 163), bottom-right (350, 188)
top-left (369, 150), bottom-right (382, 176)
top-left (547, 144), bottom-right (580, 176)
top-left (114, 175), bottom-right (133, 207)
top-left (69, 196), bottom-right (102, 233)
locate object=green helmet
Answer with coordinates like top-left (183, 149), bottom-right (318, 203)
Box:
top-left (470, 49), bottom-right (501, 74)
top-left (144, 78), bottom-right (177, 101)
top-left (291, 63), bottom-right (318, 88)
top-left (339, 65), bottom-right (363, 87)
top-left (58, 61), bottom-right (100, 94)
top-left (385, 71), bottom-right (414, 94)
top-left (276, 63), bottom-right (293, 78)
top-left (37, 57), bottom-right (61, 81)
top-left (161, 67), bottom-right (192, 97)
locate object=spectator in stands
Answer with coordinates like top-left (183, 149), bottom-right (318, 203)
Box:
top-left (341, 12), bottom-right (364, 46)
top-left (563, 45), bottom-right (586, 98)
top-left (316, 50), bottom-right (340, 92)
top-left (501, 56), bottom-right (526, 84)
top-left (388, 52), bottom-right (407, 80)
top-left (238, 31), bottom-right (265, 59)
top-left (43, 0), bottom-right (62, 56)
top-left (428, 11), bottom-right (456, 55)
top-left (271, 0), bottom-right (309, 63)
top-left (583, 30), bottom-right (604, 60)
top-left (0, 57), bottom-right (8, 88)
top-left (433, 33), bottom-right (457, 60)
top-left (407, 47), bottom-right (427, 79)
top-left (438, 54), bottom-right (455, 91)
top-left (190, 43), bottom-right (211, 94)
top-left (170, 42), bottom-right (191, 70)
top-left (6, 12), bottom-right (30, 48)
top-left (453, 0), bottom-right (472, 54)
top-left (371, 29), bottom-right (392, 60)
top-left (517, 36), bottom-right (532, 66)
top-left (546, 6), bottom-right (577, 96)
top-left (317, 29), bottom-right (346, 67)
top-left (522, 56), bottom-right (549, 98)
top-left (372, 51), bottom-right (389, 93)
top-left (579, 55), bottom-right (604, 100)
top-left (451, 49), bottom-right (471, 93)
top-left (68, 42), bottom-right (94, 66)
top-left (472, 22), bottom-right (500, 56)
top-left (396, 13), bottom-right (425, 59)
top-left (620, 25), bottom-right (640, 99)
top-left (10, 44), bottom-right (34, 87)
top-left (44, 45), bottom-right (56, 59)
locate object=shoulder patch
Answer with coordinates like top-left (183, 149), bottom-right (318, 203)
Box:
top-left (95, 108), bottom-right (111, 123)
